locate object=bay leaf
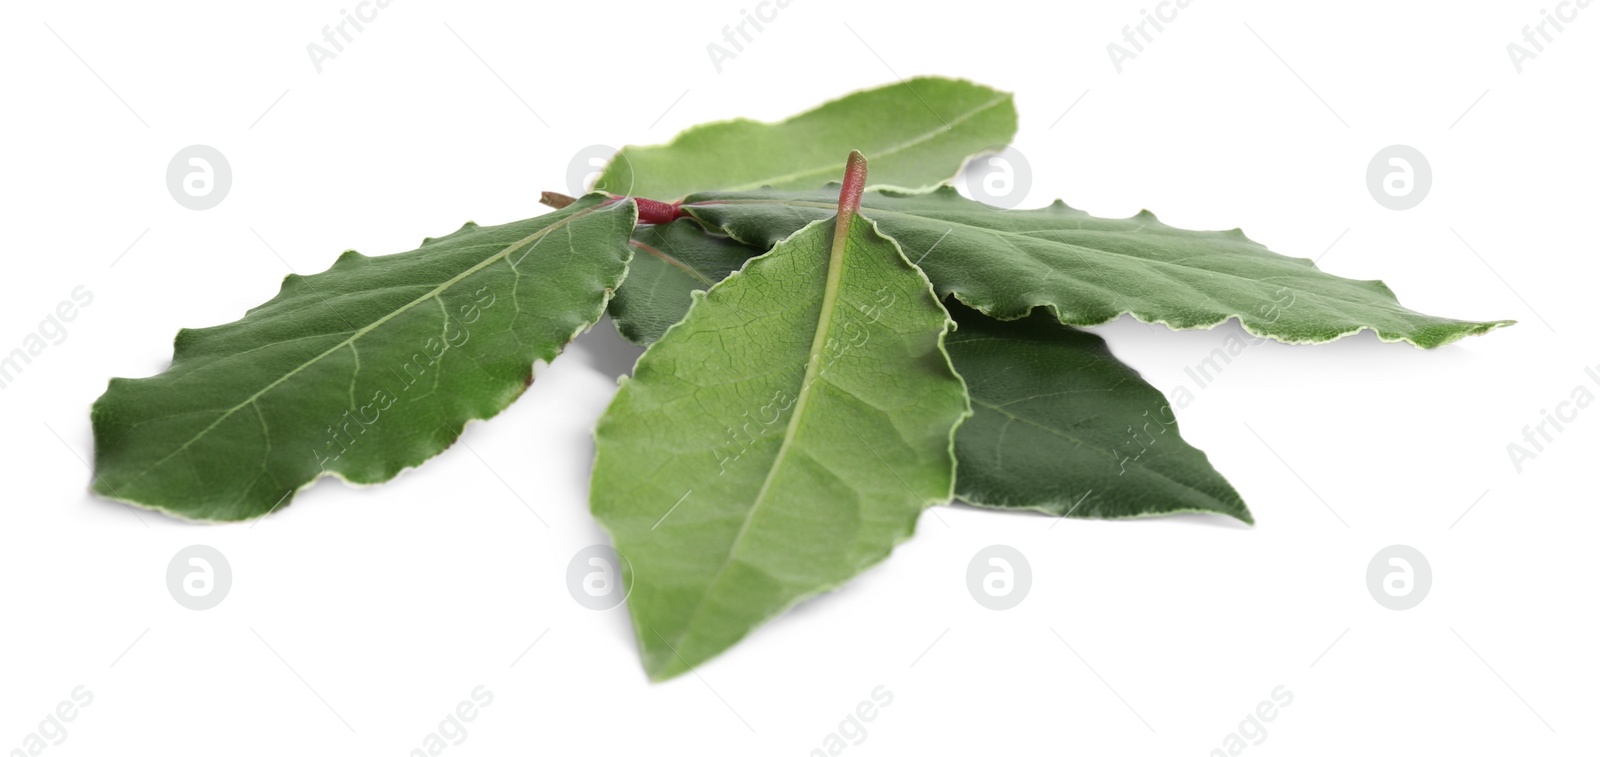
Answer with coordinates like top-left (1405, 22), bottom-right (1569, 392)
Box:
top-left (91, 196), bottom-right (636, 520)
top-left (590, 154), bottom-right (969, 680)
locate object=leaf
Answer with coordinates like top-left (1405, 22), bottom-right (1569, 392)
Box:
top-left (598, 219), bottom-right (1251, 523)
top-left (682, 186), bottom-right (1514, 348)
top-left (944, 300), bottom-right (1251, 523)
top-left (590, 153), bottom-right (969, 680)
top-left (598, 78), bottom-right (1013, 346)
top-left (90, 196), bottom-right (638, 521)
top-left (592, 77), bottom-right (1016, 201)
top-left (610, 220), bottom-right (759, 345)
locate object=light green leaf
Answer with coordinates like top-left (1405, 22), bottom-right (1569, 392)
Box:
top-left (599, 218), bottom-right (1252, 523)
top-left (591, 158), bottom-right (969, 681)
top-left (944, 300), bottom-right (1250, 523)
top-left (90, 196), bottom-right (637, 521)
top-left (683, 186), bottom-right (1513, 348)
top-left (593, 77), bottom-right (1016, 201)
top-left (610, 220), bottom-right (758, 345)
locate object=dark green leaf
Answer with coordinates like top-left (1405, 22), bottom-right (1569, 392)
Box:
top-left (945, 300), bottom-right (1250, 523)
top-left (611, 220), bottom-right (758, 345)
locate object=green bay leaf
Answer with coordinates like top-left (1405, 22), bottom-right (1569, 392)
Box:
top-left (91, 196), bottom-right (637, 521)
top-left (945, 300), bottom-right (1250, 523)
top-left (596, 217), bottom-right (1252, 523)
top-left (591, 162), bottom-right (969, 681)
top-left (683, 186), bottom-right (1514, 348)
top-left (593, 77), bottom-right (1016, 200)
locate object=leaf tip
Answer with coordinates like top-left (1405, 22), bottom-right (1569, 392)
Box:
top-left (540, 191), bottom-right (577, 210)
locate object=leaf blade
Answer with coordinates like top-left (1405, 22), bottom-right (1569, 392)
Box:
top-left (593, 77), bottom-right (1016, 200)
top-left (91, 196), bottom-right (637, 521)
top-left (683, 186), bottom-right (1513, 348)
top-left (591, 165), bottom-right (968, 680)
top-left (944, 300), bottom-right (1251, 523)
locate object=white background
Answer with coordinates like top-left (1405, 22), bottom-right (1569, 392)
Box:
top-left (2, 1), bottom-right (1595, 754)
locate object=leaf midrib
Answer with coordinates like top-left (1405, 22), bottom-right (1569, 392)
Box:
top-left (112, 204), bottom-right (605, 490)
